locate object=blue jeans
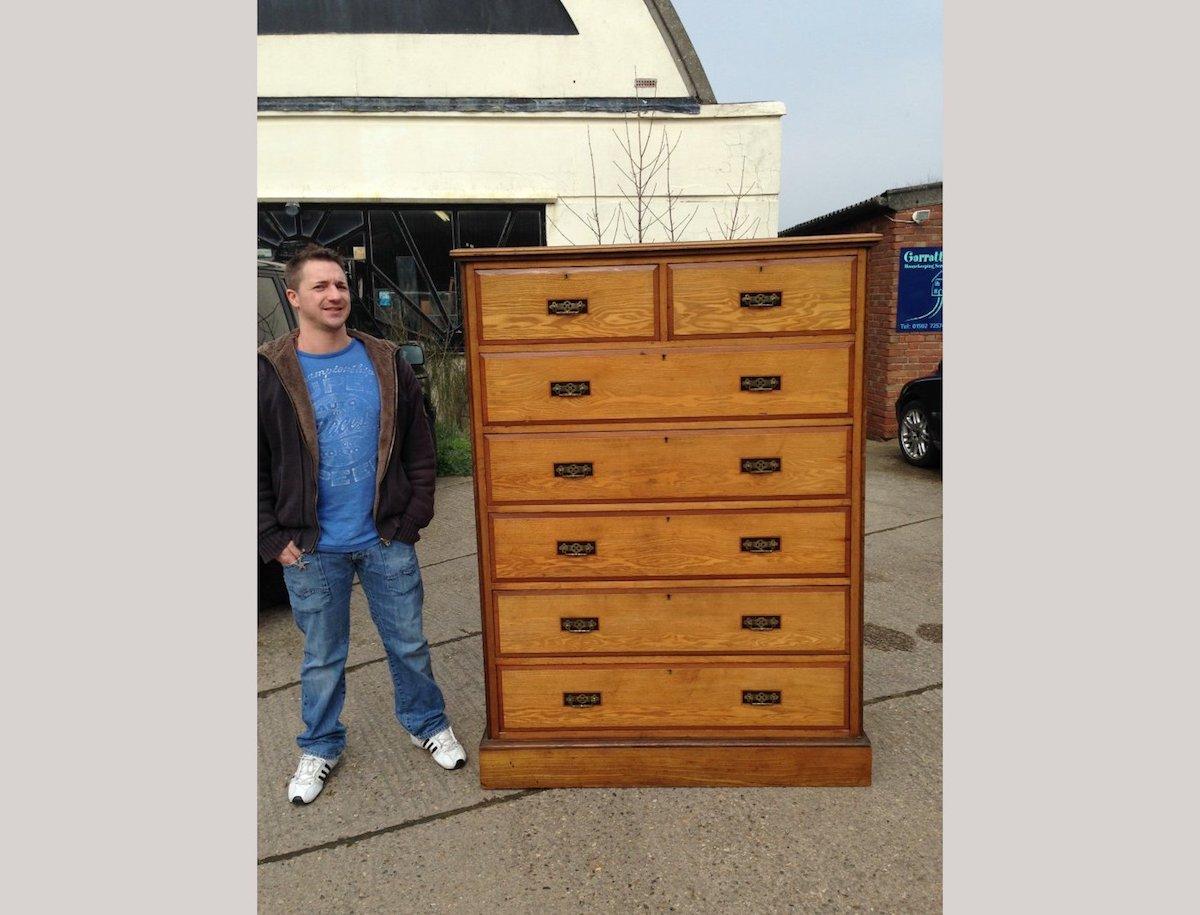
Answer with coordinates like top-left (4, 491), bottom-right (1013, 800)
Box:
top-left (281, 540), bottom-right (449, 759)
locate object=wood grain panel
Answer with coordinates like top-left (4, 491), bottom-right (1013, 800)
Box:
top-left (500, 663), bottom-right (847, 729)
top-left (490, 508), bottom-right (848, 580)
top-left (485, 426), bottom-right (850, 503)
top-left (496, 587), bottom-right (848, 654)
top-left (479, 737), bottom-right (872, 787)
top-left (669, 256), bottom-right (853, 337)
top-left (455, 235), bottom-right (876, 777)
top-left (477, 264), bottom-right (657, 342)
top-left (481, 343), bottom-right (851, 424)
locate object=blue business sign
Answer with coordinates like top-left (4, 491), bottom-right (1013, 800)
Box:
top-left (896, 247), bottom-right (943, 333)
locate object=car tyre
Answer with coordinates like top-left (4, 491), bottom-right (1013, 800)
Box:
top-left (898, 401), bottom-right (938, 468)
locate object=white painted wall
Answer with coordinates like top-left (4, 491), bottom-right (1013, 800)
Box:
top-left (258, 0), bottom-right (690, 99)
top-left (258, 104), bottom-right (785, 242)
top-left (256, 0), bottom-right (785, 242)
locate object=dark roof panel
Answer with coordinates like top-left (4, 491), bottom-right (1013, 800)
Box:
top-left (780, 182), bottom-right (942, 236)
top-left (258, 0), bottom-right (579, 36)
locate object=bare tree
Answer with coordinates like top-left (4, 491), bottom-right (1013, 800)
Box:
top-left (644, 129), bottom-right (699, 242)
top-left (544, 207), bottom-right (580, 245)
top-left (609, 72), bottom-right (676, 243)
top-left (557, 126), bottom-right (619, 244)
top-left (554, 73), bottom-right (705, 246)
top-left (711, 155), bottom-right (763, 240)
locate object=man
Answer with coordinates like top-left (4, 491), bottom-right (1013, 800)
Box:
top-left (258, 244), bottom-right (465, 806)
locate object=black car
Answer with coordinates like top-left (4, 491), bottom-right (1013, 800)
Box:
top-left (895, 361), bottom-right (942, 468)
top-left (257, 259), bottom-right (437, 607)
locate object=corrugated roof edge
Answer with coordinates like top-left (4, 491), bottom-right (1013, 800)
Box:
top-left (780, 182), bottom-right (942, 236)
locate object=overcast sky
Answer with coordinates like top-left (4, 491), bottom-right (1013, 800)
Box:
top-left (671, 0), bottom-right (942, 230)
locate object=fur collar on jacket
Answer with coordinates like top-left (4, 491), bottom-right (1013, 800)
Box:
top-left (258, 329), bottom-right (400, 479)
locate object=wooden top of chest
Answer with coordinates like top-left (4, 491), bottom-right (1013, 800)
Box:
top-left (450, 234), bottom-right (881, 265)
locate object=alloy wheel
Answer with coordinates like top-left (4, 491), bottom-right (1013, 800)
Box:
top-left (900, 406), bottom-right (930, 460)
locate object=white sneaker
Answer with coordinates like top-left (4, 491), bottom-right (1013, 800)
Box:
top-left (287, 753), bottom-right (339, 805)
top-left (412, 726), bottom-right (467, 770)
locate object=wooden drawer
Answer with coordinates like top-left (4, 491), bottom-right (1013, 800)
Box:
top-left (485, 426), bottom-right (850, 503)
top-left (480, 343), bottom-right (851, 424)
top-left (669, 256), bottom-right (854, 338)
top-left (496, 587), bottom-right (848, 655)
top-left (490, 508), bottom-right (848, 581)
top-left (499, 662), bottom-right (848, 730)
top-left (476, 264), bottom-right (657, 342)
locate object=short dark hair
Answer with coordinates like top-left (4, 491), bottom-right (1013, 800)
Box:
top-left (284, 244), bottom-right (345, 291)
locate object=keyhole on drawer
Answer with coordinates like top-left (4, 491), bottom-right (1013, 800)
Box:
top-left (666, 593), bottom-right (671, 601)
top-left (563, 273), bottom-right (570, 280)
top-left (661, 353), bottom-right (667, 360)
top-left (758, 265), bottom-right (764, 272)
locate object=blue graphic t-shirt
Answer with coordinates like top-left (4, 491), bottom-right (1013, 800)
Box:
top-left (296, 339), bottom-right (381, 552)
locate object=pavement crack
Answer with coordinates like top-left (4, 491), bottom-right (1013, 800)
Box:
top-left (864, 681), bottom-right (942, 705)
top-left (434, 630), bottom-right (483, 646)
top-left (257, 631), bottom-right (483, 699)
top-left (420, 551), bottom-right (478, 571)
top-left (865, 515), bottom-right (941, 537)
top-left (258, 789), bottom-right (545, 866)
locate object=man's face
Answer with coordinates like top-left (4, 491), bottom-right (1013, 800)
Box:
top-left (286, 259), bottom-right (350, 332)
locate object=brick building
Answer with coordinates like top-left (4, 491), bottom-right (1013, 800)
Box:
top-left (781, 182), bottom-right (942, 440)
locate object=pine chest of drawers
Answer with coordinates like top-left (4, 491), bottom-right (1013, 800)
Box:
top-left (451, 235), bottom-right (878, 787)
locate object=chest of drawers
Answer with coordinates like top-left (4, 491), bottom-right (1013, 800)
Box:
top-left (451, 235), bottom-right (878, 787)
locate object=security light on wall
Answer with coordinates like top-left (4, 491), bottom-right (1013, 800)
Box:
top-left (912, 209), bottom-right (931, 224)
top-left (284, 200), bottom-right (301, 217)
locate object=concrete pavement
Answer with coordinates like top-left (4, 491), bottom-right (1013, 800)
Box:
top-left (257, 441), bottom-right (942, 912)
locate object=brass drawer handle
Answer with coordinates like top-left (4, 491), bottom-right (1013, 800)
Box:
top-left (742, 615), bottom-right (781, 631)
top-left (550, 380), bottom-right (591, 397)
top-left (557, 540), bottom-right (596, 557)
top-left (548, 298), bottom-right (588, 316)
top-left (743, 690), bottom-right (782, 705)
top-left (564, 691), bottom-right (601, 707)
top-left (740, 375), bottom-right (781, 393)
top-left (740, 457), bottom-right (781, 474)
top-left (740, 291), bottom-right (782, 309)
top-left (741, 536), bottom-right (781, 553)
top-left (554, 462), bottom-right (594, 479)
top-left (561, 617), bottom-right (599, 632)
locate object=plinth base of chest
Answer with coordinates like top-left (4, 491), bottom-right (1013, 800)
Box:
top-left (478, 733), bottom-right (871, 788)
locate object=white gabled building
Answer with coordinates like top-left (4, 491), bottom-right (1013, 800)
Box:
top-left (257, 0), bottom-right (784, 341)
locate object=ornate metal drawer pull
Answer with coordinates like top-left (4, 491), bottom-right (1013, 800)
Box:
top-left (554, 462), bottom-right (593, 479)
top-left (741, 457), bottom-right (781, 474)
top-left (550, 380), bottom-right (590, 397)
top-left (561, 617), bottom-right (599, 632)
top-left (741, 537), bottom-right (781, 553)
top-left (740, 375), bottom-right (781, 393)
top-left (557, 540), bottom-right (596, 557)
top-left (548, 298), bottom-right (588, 316)
top-left (743, 690), bottom-right (782, 705)
top-left (742, 615), bottom-right (781, 631)
top-left (563, 691), bottom-right (601, 707)
top-left (740, 291), bottom-right (782, 309)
